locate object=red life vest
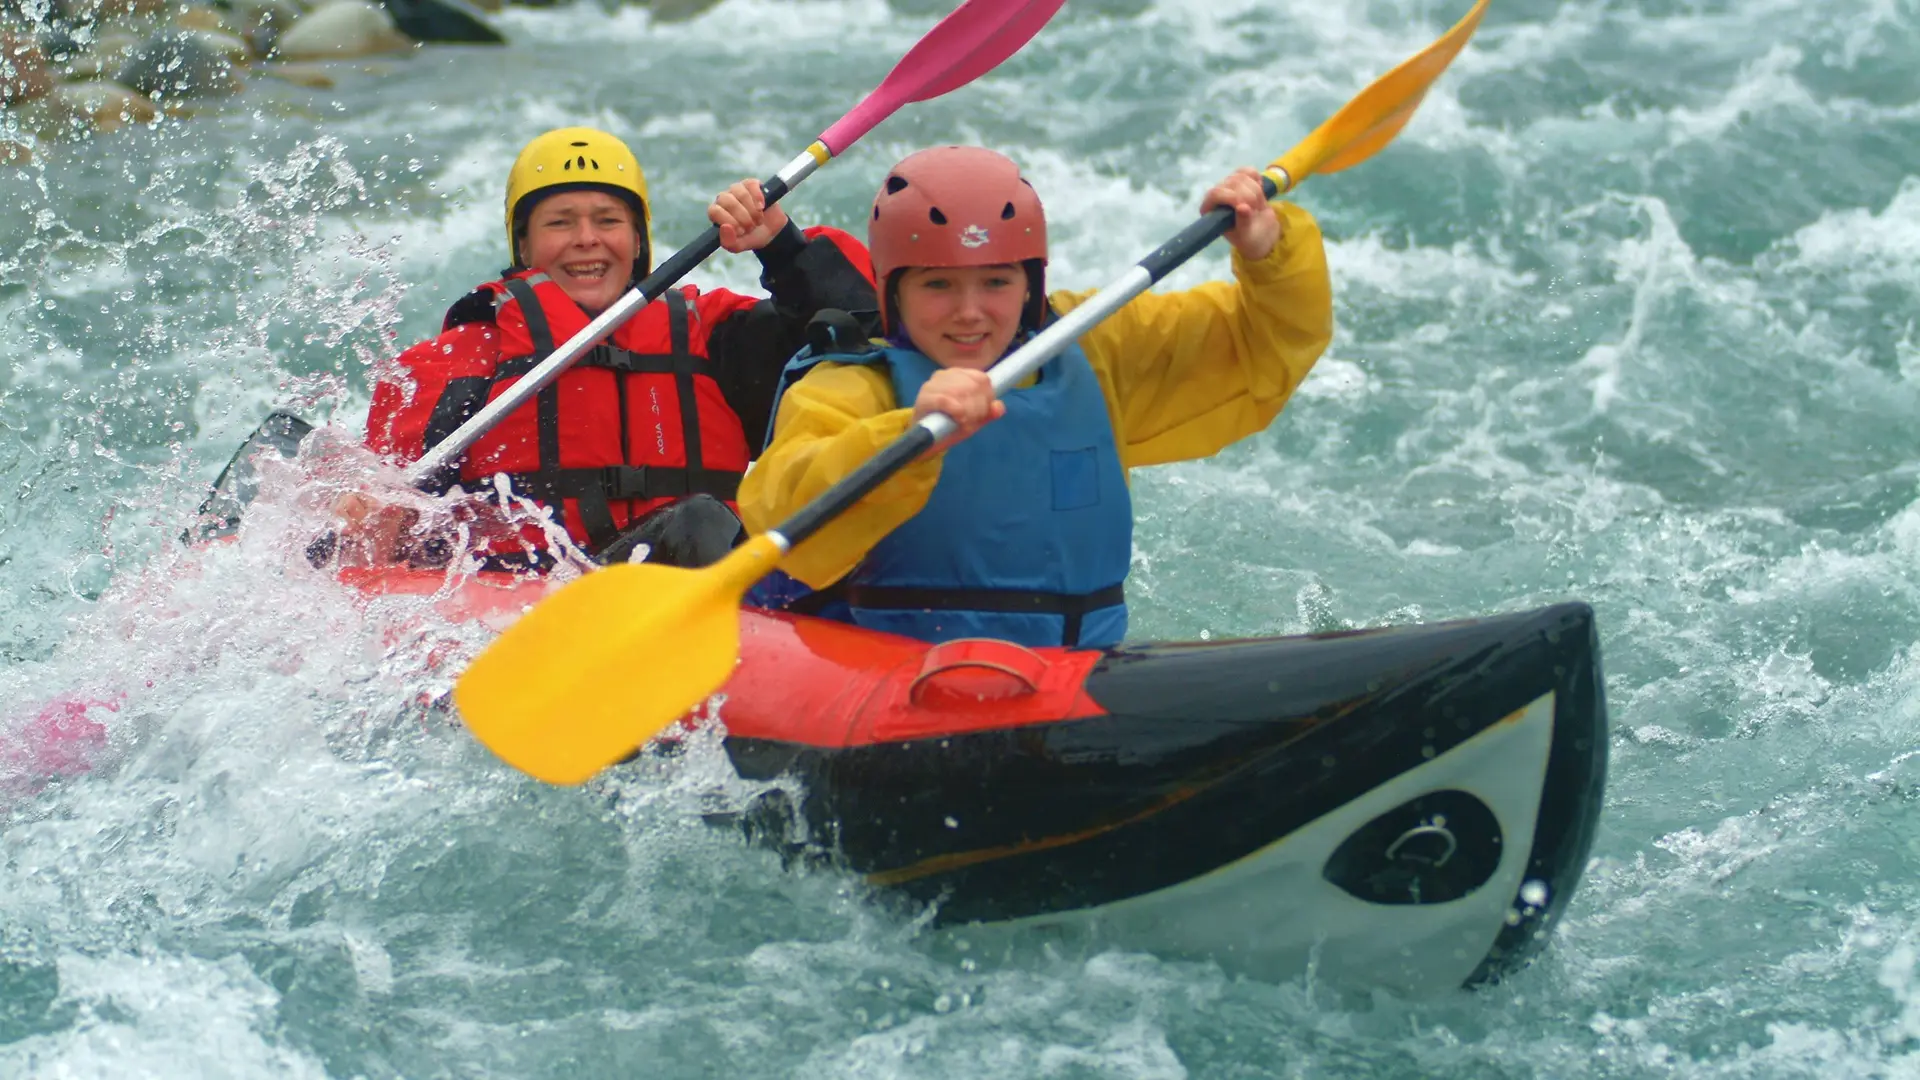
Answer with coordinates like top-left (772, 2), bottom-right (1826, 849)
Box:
top-left (448, 271), bottom-right (752, 555)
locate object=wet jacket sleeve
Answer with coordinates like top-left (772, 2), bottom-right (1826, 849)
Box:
top-left (1056, 201), bottom-right (1333, 469)
top-left (735, 361), bottom-right (944, 590)
top-left (704, 224), bottom-right (881, 454)
top-left (364, 319), bottom-right (503, 492)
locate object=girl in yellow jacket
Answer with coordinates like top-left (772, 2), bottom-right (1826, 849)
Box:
top-left (739, 146), bottom-right (1334, 648)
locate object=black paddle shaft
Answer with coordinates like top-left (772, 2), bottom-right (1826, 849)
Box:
top-left (777, 425), bottom-right (939, 548)
top-left (1137, 173), bottom-right (1282, 285)
top-left (637, 173), bottom-right (795, 305)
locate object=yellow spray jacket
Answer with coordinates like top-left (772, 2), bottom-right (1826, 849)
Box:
top-left (739, 201), bottom-right (1335, 590)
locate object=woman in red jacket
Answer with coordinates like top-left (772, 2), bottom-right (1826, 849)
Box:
top-left (338, 126), bottom-right (875, 570)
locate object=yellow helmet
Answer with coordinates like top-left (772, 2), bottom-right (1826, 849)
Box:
top-left (503, 127), bottom-right (652, 273)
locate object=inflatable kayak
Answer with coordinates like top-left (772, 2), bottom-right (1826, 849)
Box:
top-left (193, 414), bottom-right (1610, 992)
top-left (346, 559), bottom-right (1607, 994)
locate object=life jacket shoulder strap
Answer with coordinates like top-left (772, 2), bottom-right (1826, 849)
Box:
top-left (500, 275), bottom-right (557, 356)
top-left (661, 288), bottom-right (706, 489)
top-left (762, 340), bottom-right (894, 453)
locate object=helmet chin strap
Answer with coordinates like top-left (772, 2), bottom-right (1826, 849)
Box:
top-left (1021, 258), bottom-right (1047, 330)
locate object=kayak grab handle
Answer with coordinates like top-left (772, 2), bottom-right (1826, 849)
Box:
top-left (1385, 823), bottom-right (1458, 868)
top-left (908, 639), bottom-right (1047, 707)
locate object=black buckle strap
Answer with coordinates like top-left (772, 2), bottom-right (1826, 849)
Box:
top-left (494, 346), bottom-right (687, 379)
top-left (845, 582), bottom-right (1125, 647)
top-left (494, 466), bottom-right (742, 504)
top-left (591, 346), bottom-right (686, 373)
top-left (845, 582), bottom-right (1125, 615)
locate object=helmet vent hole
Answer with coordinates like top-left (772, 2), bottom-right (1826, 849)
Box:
top-left (590, 158), bottom-right (600, 169)
top-left (871, 205), bottom-right (880, 221)
top-left (886, 175), bottom-right (909, 194)
top-left (577, 155), bottom-right (589, 169)
top-left (928, 207), bottom-right (947, 225)
top-left (1001, 201), bottom-right (1016, 220)
top-left (562, 158), bottom-right (571, 170)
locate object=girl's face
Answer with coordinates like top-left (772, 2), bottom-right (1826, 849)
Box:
top-left (894, 264), bottom-right (1029, 370)
top-left (519, 191), bottom-right (640, 313)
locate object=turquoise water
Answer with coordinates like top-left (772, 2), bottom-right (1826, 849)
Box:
top-left (3, 0), bottom-right (1919, 1073)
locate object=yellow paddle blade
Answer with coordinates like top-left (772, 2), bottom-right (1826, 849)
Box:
top-left (452, 534), bottom-right (787, 785)
top-left (1269, 0), bottom-right (1488, 189)
top-left (1317, 96), bottom-right (1424, 174)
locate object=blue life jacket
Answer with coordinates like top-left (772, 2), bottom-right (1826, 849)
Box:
top-left (750, 339), bottom-right (1132, 648)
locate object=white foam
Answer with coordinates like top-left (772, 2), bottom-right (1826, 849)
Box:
top-left (1327, 232), bottom-right (1536, 301)
top-left (1660, 44), bottom-right (1822, 148)
top-left (1293, 355), bottom-right (1369, 402)
top-left (1777, 178), bottom-right (1920, 289)
top-left (0, 952), bottom-right (331, 1079)
top-left (491, 0), bottom-right (898, 50)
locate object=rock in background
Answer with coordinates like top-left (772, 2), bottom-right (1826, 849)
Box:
top-left (380, 0), bottom-right (500, 45)
top-left (1, 30), bottom-right (53, 104)
top-left (116, 28), bottom-right (242, 99)
top-left (271, 0), bottom-right (413, 59)
top-left (0, 0), bottom-right (526, 167)
top-left (53, 75), bottom-right (152, 131)
top-left (640, 0), bottom-right (721, 22)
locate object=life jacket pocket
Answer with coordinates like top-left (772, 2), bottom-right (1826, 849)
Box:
top-left (1050, 446), bottom-right (1100, 511)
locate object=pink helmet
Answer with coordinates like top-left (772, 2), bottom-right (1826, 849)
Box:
top-left (868, 146), bottom-right (1048, 332)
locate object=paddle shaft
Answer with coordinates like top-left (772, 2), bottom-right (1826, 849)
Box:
top-left (768, 172), bottom-right (1281, 552)
top-left (405, 148), bottom-right (825, 485)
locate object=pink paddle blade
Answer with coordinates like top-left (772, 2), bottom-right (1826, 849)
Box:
top-left (820, 0), bottom-right (1067, 153)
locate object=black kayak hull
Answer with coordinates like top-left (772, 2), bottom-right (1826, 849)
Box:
top-left (722, 602), bottom-right (1606, 992)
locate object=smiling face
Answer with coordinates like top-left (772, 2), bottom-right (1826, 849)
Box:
top-left (517, 190), bottom-right (641, 314)
top-left (894, 264), bottom-right (1030, 371)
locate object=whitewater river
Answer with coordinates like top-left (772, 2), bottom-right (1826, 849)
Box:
top-left (2, 0), bottom-right (1918, 1074)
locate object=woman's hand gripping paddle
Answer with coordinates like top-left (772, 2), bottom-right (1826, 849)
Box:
top-left (406, 0), bottom-right (1068, 485)
top-left (454, 0), bottom-right (1491, 786)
